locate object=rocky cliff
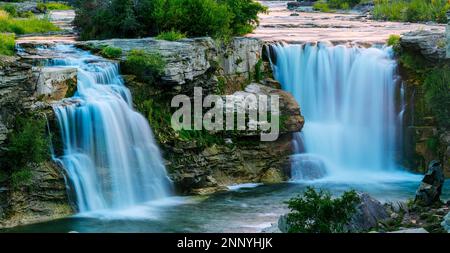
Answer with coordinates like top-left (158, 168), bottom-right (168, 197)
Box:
top-left (0, 55), bottom-right (74, 228)
top-left (78, 37), bottom-right (304, 194)
top-left (399, 30), bottom-right (450, 177)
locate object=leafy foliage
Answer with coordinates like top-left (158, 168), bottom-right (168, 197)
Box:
top-left (285, 187), bottom-right (360, 233)
top-left (1, 116), bottom-right (50, 171)
top-left (0, 32), bottom-right (15, 55)
top-left (11, 168), bottom-right (32, 190)
top-left (100, 46), bottom-right (122, 59)
top-left (122, 49), bottom-right (166, 83)
top-left (37, 2), bottom-right (72, 11)
top-left (73, 0), bottom-right (266, 40)
top-left (423, 67), bottom-right (450, 127)
top-left (373, 0), bottom-right (450, 23)
top-left (156, 30), bottom-right (186, 41)
top-left (387, 34), bottom-right (401, 53)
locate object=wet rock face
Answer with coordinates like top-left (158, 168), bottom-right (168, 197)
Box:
top-left (415, 160), bottom-right (445, 206)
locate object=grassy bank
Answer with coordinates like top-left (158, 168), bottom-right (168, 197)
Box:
top-left (373, 0), bottom-right (450, 23)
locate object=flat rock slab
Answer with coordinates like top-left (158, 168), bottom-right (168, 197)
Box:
top-left (247, 1), bottom-right (445, 45)
top-left (388, 228), bottom-right (429, 233)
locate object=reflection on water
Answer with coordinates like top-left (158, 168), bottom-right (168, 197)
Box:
top-left (4, 180), bottom-right (450, 233)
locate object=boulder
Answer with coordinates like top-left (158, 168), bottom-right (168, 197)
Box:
top-left (35, 67), bottom-right (77, 101)
top-left (345, 193), bottom-right (390, 232)
top-left (401, 30), bottom-right (447, 61)
top-left (415, 160), bottom-right (445, 206)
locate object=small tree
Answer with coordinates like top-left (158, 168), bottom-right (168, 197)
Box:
top-left (285, 187), bottom-right (360, 233)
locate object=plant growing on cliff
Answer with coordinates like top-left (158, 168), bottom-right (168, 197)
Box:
top-left (423, 67), bottom-right (450, 128)
top-left (1, 116), bottom-right (50, 172)
top-left (156, 30), bottom-right (186, 41)
top-left (0, 32), bottom-right (15, 55)
top-left (387, 34), bottom-right (401, 53)
top-left (100, 46), bottom-right (123, 59)
top-left (122, 49), bottom-right (166, 83)
top-left (285, 187), bottom-right (359, 233)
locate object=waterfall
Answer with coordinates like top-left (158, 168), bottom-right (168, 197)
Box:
top-left (271, 43), bottom-right (411, 182)
top-left (48, 45), bottom-right (172, 212)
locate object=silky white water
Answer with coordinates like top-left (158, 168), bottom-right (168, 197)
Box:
top-left (48, 45), bottom-right (172, 212)
top-left (271, 43), bottom-right (416, 182)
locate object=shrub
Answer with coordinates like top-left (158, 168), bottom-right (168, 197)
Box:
top-left (0, 10), bottom-right (60, 34)
top-left (122, 49), bottom-right (166, 83)
top-left (313, 1), bottom-right (332, 12)
top-left (41, 2), bottom-right (72, 11)
top-left (74, 0), bottom-right (267, 40)
top-left (0, 4), bottom-right (18, 17)
top-left (285, 187), bottom-right (360, 233)
top-left (11, 168), bottom-right (32, 189)
top-left (101, 46), bottom-right (123, 59)
top-left (156, 30), bottom-right (186, 41)
top-left (328, 0), bottom-right (361, 9)
top-left (0, 32), bottom-right (15, 55)
top-left (2, 116), bottom-right (50, 171)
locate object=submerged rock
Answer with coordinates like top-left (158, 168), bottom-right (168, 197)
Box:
top-left (388, 228), bottom-right (429, 233)
top-left (415, 160), bottom-right (445, 206)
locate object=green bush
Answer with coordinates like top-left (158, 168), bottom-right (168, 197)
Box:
top-left (40, 2), bottom-right (72, 11)
top-left (0, 4), bottom-right (18, 17)
top-left (2, 116), bottom-right (50, 171)
top-left (313, 2), bottom-right (332, 12)
top-left (373, 0), bottom-right (450, 23)
top-left (11, 168), bottom-right (32, 189)
top-left (156, 30), bottom-right (186, 41)
top-left (328, 0), bottom-right (361, 9)
top-left (101, 46), bottom-right (123, 59)
top-left (423, 67), bottom-right (450, 127)
top-left (0, 10), bottom-right (60, 35)
top-left (74, 0), bottom-right (267, 40)
top-left (0, 32), bottom-right (15, 55)
top-left (122, 49), bottom-right (166, 83)
top-left (285, 187), bottom-right (360, 233)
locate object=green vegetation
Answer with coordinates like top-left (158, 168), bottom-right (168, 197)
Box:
top-left (37, 2), bottom-right (72, 12)
top-left (100, 46), bottom-right (123, 59)
top-left (11, 168), bottom-right (33, 190)
top-left (156, 30), bottom-right (186, 41)
top-left (0, 9), bottom-right (60, 35)
top-left (0, 32), bottom-right (15, 55)
top-left (74, 0), bottom-right (267, 40)
top-left (387, 34), bottom-right (401, 53)
top-left (122, 49), bottom-right (166, 83)
top-left (285, 187), bottom-right (359, 233)
top-left (373, 0), bottom-right (450, 23)
top-left (313, 0), bottom-right (362, 12)
top-left (423, 68), bottom-right (450, 127)
top-left (1, 116), bottom-right (50, 171)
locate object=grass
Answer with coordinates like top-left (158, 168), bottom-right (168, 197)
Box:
top-left (373, 0), bottom-right (450, 23)
top-left (0, 32), bottom-right (15, 56)
top-left (387, 34), bottom-right (401, 53)
top-left (11, 168), bottom-right (33, 190)
top-left (0, 10), bottom-right (60, 35)
top-left (100, 46), bottom-right (122, 59)
top-left (37, 2), bottom-right (72, 12)
top-left (156, 30), bottom-right (187, 41)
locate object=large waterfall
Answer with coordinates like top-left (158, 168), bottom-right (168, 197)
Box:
top-left (49, 45), bottom-right (172, 212)
top-left (271, 43), bottom-right (413, 182)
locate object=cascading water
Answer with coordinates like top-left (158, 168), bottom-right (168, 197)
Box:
top-left (47, 45), bottom-right (172, 212)
top-left (271, 43), bottom-right (414, 182)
